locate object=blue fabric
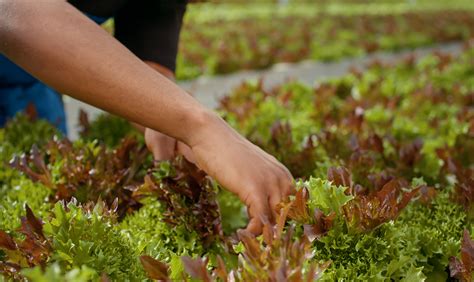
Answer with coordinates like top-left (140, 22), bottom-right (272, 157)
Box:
top-left (0, 14), bottom-right (109, 134)
top-left (0, 82), bottom-right (67, 134)
top-left (0, 55), bottom-right (37, 86)
top-left (86, 13), bottom-right (109, 25)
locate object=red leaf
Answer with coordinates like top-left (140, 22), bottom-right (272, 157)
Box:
top-left (78, 109), bottom-right (90, 136)
top-left (0, 230), bottom-right (17, 250)
top-left (303, 210), bottom-right (336, 242)
top-left (344, 179), bottom-right (418, 232)
top-left (237, 230), bottom-right (261, 262)
top-left (449, 257), bottom-right (467, 281)
top-left (181, 256), bottom-right (211, 282)
top-left (25, 103), bottom-right (38, 121)
top-left (449, 230), bottom-right (474, 281)
top-left (11, 137), bottom-right (148, 218)
top-left (214, 256), bottom-right (228, 280)
top-left (327, 166), bottom-right (352, 192)
top-left (0, 205), bottom-right (52, 279)
top-left (100, 273), bottom-right (111, 282)
top-left (417, 185), bottom-right (437, 204)
top-left (287, 187), bottom-right (310, 222)
top-left (23, 205), bottom-right (45, 240)
top-left (135, 157), bottom-right (223, 245)
top-left (139, 255), bottom-right (170, 281)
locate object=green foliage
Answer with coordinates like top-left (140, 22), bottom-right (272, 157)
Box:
top-left (217, 189), bottom-right (247, 234)
top-left (0, 178), bottom-right (51, 231)
top-left (2, 113), bottom-right (60, 154)
top-left (22, 263), bottom-right (99, 282)
top-left (119, 199), bottom-right (205, 264)
top-left (120, 199), bottom-right (211, 280)
top-left (393, 192), bottom-right (469, 277)
top-left (304, 178), bottom-right (353, 216)
top-left (2, 29), bottom-right (474, 281)
top-left (314, 190), bottom-right (468, 280)
top-left (0, 115), bottom-right (57, 231)
top-left (0, 114), bottom-right (60, 186)
top-left (133, 158), bottom-right (224, 246)
top-left (43, 202), bottom-right (145, 281)
top-left (11, 137), bottom-right (148, 217)
top-left (79, 113), bottom-right (142, 148)
top-left (177, 6), bottom-right (474, 79)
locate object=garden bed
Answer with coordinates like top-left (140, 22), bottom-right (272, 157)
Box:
top-left (176, 5), bottom-right (474, 79)
top-left (1, 40), bottom-right (473, 281)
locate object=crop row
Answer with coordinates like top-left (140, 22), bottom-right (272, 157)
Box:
top-left (176, 8), bottom-right (474, 79)
top-left (1, 41), bottom-right (473, 280)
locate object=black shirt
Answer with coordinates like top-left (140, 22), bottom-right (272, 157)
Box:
top-left (68, 0), bottom-right (188, 72)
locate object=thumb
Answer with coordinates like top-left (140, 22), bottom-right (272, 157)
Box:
top-left (144, 129), bottom-right (177, 161)
top-left (244, 196), bottom-right (272, 235)
top-left (176, 141), bottom-right (197, 164)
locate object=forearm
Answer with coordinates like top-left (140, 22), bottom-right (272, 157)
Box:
top-left (132, 62), bottom-right (176, 133)
top-left (0, 0), bottom-right (211, 144)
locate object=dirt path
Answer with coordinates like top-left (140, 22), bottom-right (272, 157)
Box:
top-left (65, 42), bottom-right (464, 139)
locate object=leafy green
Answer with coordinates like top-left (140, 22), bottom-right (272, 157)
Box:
top-left (11, 137), bottom-right (148, 218)
top-left (2, 28), bottom-right (474, 281)
top-left (304, 178), bottom-right (353, 216)
top-left (0, 178), bottom-right (51, 231)
top-left (22, 263), bottom-right (99, 282)
top-left (217, 189), bottom-right (247, 234)
top-left (78, 111), bottom-right (142, 148)
top-left (43, 201), bottom-right (145, 280)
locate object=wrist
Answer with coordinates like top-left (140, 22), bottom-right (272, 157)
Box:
top-left (182, 108), bottom-right (223, 147)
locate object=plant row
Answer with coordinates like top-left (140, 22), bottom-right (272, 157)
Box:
top-left (1, 42), bottom-right (474, 281)
top-left (176, 8), bottom-right (474, 79)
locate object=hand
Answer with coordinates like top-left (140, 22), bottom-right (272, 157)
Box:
top-left (145, 128), bottom-right (196, 163)
top-left (144, 128), bottom-right (176, 160)
top-left (187, 113), bottom-right (294, 235)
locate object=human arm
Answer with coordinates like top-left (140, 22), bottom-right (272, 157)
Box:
top-left (142, 61), bottom-right (194, 162)
top-left (0, 0), bottom-right (293, 234)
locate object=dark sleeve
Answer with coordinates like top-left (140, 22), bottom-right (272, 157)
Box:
top-left (68, 0), bottom-right (128, 18)
top-left (114, 0), bottom-right (188, 73)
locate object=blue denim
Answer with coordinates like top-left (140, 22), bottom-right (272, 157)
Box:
top-left (0, 80), bottom-right (67, 134)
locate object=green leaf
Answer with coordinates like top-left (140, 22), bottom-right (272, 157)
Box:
top-left (305, 178), bottom-right (353, 216)
top-left (400, 266), bottom-right (426, 282)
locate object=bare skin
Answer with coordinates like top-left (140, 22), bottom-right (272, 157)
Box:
top-left (0, 0), bottom-right (294, 234)
top-left (141, 61), bottom-right (195, 162)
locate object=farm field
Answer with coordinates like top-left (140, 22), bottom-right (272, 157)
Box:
top-left (175, 2), bottom-right (474, 79)
top-left (1, 32), bottom-right (473, 281)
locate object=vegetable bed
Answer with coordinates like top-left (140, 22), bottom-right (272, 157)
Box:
top-left (176, 6), bottom-right (474, 80)
top-left (1, 41), bottom-right (474, 281)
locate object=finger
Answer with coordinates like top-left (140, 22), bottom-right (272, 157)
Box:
top-left (145, 130), bottom-right (176, 161)
top-left (274, 169), bottom-right (295, 200)
top-left (246, 217), bottom-right (263, 236)
top-left (176, 141), bottom-right (197, 164)
top-left (245, 196), bottom-right (272, 235)
top-left (287, 184), bottom-right (296, 198)
top-left (280, 179), bottom-right (296, 198)
top-left (150, 141), bottom-right (175, 160)
top-left (282, 166), bottom-right (294, 181)
top-left (266, 157), bottom-right (294, 195)
top-left (269, 192), bottom-right (281, 222)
